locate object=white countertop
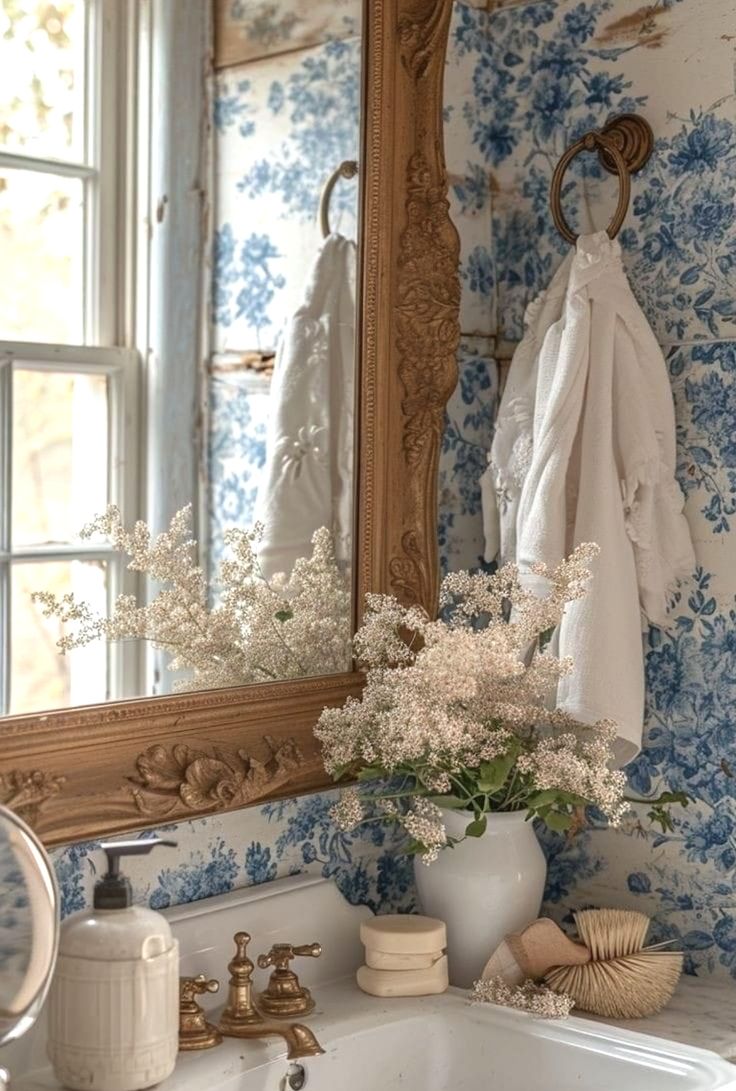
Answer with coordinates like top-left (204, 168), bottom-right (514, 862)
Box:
top-left (582, 975), bottom-right (736, 1062)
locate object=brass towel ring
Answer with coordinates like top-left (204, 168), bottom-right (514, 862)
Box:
top-left (319, 159), bottom-right (358, 238)
top-left (550, 131), bottom-right (629, 245)
top-left (549, 113), bottom-right (654, 245)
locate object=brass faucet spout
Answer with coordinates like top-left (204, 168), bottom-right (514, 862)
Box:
top-left (230, 1020), bottom-right (324, 1059)
top-left (217, 932), bottom-right (325, 1058)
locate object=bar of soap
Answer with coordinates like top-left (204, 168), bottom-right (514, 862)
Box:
top-left (356, 957), bottom-right (449, 997)
top-left (365, 948), bottom-right (444, 971)
top-left (360, 915), bottom-right (447, 955)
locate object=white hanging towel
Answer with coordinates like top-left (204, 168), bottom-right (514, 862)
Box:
top-left (483, 232), bottom-right (694, 765)
top-left (253, 234), bottom-right (356, 580)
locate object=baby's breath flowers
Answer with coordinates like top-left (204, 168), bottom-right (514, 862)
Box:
top-left (471, 977), bottom-right (574, 1019)
top-left (316, 543), bottom-right (629, 865)
top-left (32, 506), bottom-right (350, 690)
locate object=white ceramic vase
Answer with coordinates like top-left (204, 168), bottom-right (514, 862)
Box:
top-left (413, 809), bottom-right (547, 988)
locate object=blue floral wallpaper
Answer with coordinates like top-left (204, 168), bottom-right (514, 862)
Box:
top-left (208, 10), bottom-right (361, 568)
top-left (207, 370), bottom-right (269, 569)
top-left (51, 791), bottom-right (415, 921)
top-left (212, 34), bottom-right (360, 351)
top-left (439, 336), bottom-right (497, 575)
top-left (440, 0), bottom-right (736, 981)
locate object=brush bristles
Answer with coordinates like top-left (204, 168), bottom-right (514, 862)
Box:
top-left (544, 909), bottom-right (683, 1019)
top-left (546, 952), bottom-right (683, 1019)
top-left (574, 908), bottom-right (651, 960)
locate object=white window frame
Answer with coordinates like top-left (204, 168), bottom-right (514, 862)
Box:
top-left (0, 343), bottom-right (140, 713)
top-left (0, 0), bottom-right (210, 712)
top-left (0, 0), bottom-right (143, 714)
top-left (0, 0), bottom-right (122, 346)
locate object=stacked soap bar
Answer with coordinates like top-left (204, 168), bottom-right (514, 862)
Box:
top-left (356, 915), bottom-right (449, 997)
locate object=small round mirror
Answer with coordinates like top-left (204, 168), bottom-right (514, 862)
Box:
top-left (0, 805), bottom-right (59, 1085)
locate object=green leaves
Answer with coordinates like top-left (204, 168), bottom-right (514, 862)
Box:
top-left (524, 788), bottom-right (587, 836)
top-left (624, 789), bottom-right (691, 834)
top-left (355, 765), bottom-right (388, 782)
top-left (477, 758), bottom-right (512, 793)
top-left (425, 794), bottom-right (467, 809)
top-left (465, 815), bottom-right (487, 838)
top-left (542, 811), bottom-right (574, 832)
top-left (526, 789), bottom-right (586, 810)
top-left (476, 740), bottom-right (521, 794)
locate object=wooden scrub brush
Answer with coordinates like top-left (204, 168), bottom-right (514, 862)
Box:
top-left (544, 908), bottom-right (683, 1019)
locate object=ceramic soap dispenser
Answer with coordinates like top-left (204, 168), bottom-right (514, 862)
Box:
top-left (48, 839), bottom-right (179, 1091)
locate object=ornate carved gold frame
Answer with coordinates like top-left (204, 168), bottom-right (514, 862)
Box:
top-left (0, 0), bottom-right (460, 846)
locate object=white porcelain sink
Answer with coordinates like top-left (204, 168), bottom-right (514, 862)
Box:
top-left (11, 878), bottom-right (736, 1091)
top-left (148, 980), bottom-right (736, 1091)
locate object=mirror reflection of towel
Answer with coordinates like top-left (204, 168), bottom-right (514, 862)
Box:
top-left (483, 232), bottom-right (694, 766)
top-left (253, 234), bottom-right (356, 580)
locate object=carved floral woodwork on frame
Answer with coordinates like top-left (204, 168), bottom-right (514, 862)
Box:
top-left (129, 736), bottom-right (306, 819)
top-left (0, 769), bottom-right (66, 826)
top-left (398, 152), bottom-right (461, 473)
top-left (388, 0), bottom-right (461, 611)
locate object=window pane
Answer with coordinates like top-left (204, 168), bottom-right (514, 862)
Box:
top-left (0, 0), bottom-right (87, 161)
top-left (12, 368), bottom-right (109, 547)
top-left (0, 169), bottom-right (84, 343)
top-left (10, 559), bottom-right (109, 714)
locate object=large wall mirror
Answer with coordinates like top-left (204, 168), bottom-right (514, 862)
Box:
top-left (3, 0), bottom-right (364, 714)
top-left (0, 0), bottom-right (461, 845)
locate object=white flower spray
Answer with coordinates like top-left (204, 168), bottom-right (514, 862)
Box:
top-left (316, 543), bottom-right (630, 864)
top-left (471, 977), bottom-right (574, 1019)
top-left (32, 506), bottom-right (350, 690)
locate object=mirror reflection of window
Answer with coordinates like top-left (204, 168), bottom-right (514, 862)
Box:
top-left (208, 1), bottom-right (361, 581)
top-left (0, 0), bottom-right (137, 715)
top-left (0, 0), bottom-right (362, 716)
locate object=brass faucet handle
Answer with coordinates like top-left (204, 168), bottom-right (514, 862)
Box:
top-left (180, 974), bottom-right (220, 1003)
top-left (257, 942), bottom-right (322, 1018)
top-left (218, 931), bottom-right (264, 1035)
top-left (228, 931), bottom-right (255, 981)
top-left (257, 941), bottom-right (322, 971)
top-left (178, 975), bottom-right (222, 1051)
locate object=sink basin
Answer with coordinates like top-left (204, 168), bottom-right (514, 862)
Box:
top-left (154, 981), bottom-right (736, 1091)
top-left (10, 879), bottom-right (736, 1091)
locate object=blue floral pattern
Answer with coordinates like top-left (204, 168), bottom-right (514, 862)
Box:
top-left (670, 343), bottom-right (736, 533)
top-left (438, 338), bottom-right (497, 575)
top-left (213, 36), bottom-right (360, 348)
top-left (216, 2), bottom-right (360, 67)
top-left (449, 0), bottom-right (732, 345)
top-left (207, 372), bottom-right (269, 572)
top-left (237, 38), bottom-right (360, 223)
top-left (149, 840), bottom-right (239, 910)
top-left (51, 792), bottom-right (415, 921)
top-left (441, 0), bottom-right (736, 981)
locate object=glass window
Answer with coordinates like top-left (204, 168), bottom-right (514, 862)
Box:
top-left (0, 0), bottom-right (87, 162)
top-left (0, 1), bottom-right (138, 716)
top-left (12, 368), bottom-right (109, 546)
top-left (9, 558), bottom-right (108, 713)
top-left (0, 171), bottom-right (85, 343)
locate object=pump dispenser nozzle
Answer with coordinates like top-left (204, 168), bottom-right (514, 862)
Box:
top-left (95, 839), bottom-right (177, 910)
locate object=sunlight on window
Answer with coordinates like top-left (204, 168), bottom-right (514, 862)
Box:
top-left (0, 1), bottom-right (86, 161)
top-left (0, 169), bottom-right (84, 342)
top-left (10, 559), bottom-right (108, 714)
top-left (12, 368), bottom-right (109, 546)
